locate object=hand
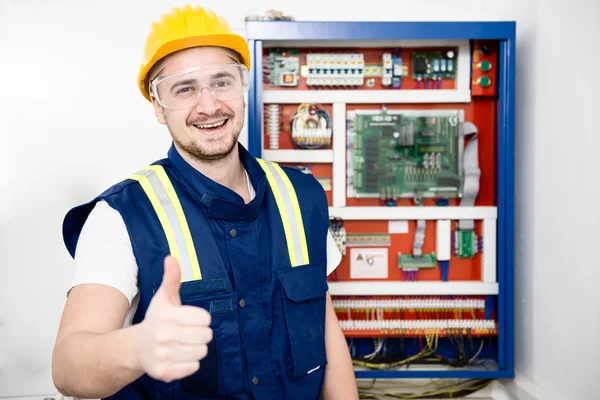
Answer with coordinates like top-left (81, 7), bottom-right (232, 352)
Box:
top-left (135, 255), bottom-right (213, 382)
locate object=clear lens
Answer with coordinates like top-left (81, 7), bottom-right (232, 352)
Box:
top-left (151, 64), bottom-right (248, 109)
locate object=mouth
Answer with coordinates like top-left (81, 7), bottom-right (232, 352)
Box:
top-left (191, 119), bottom-right (229, 134)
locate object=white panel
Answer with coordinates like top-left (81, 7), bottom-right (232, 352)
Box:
top-left (261, 149), bottom-right (332, 163)
top-left (482, 218), bottom-right (497, 283)
top-left (332, 103), bottom-right (346, 207)
top-left (436, 219), bottom-right (451, 261)
top-left (263, 89), bottom-right (471, 104)
top-left (388, 220), bottom-right (409, 234)
top-left (329, 206), bottom-right (497, 220)
top-left (456, 40), bottom-right (471, 100)
top-left (328, 281), bottom-right (499, 296)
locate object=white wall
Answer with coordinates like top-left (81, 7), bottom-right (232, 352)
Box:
top-left (0, 0), bottom-right (598, 398)
top-left (512, 1), bottom-right (600, 400)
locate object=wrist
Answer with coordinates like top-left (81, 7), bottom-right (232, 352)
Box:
top-left (120, 323), bottom-right (146, 375)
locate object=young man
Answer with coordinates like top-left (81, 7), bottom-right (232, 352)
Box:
top-left (52, 4), bottom-right (358, 400)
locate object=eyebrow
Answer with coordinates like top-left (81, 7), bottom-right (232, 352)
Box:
top-left (210, 71), bottom-right (236, 80)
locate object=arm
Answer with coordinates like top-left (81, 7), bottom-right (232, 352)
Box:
top-left (52, 256), bottom-right (212, 398)
top-left (321, 291), bottom-right (359, 400)
top-left (51, 283), bottom-right (145, 397)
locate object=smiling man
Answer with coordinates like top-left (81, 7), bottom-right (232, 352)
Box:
top-left (52, 4), bottom-right (358, 400)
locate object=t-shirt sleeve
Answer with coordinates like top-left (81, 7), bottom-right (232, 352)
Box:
top-left (70, 200), bottom-right (139, 305)
top-left (326, 229), bottom-right (342, 276)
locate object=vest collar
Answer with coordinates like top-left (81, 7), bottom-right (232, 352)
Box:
top-left (167, 142), bottom-right (267, 221)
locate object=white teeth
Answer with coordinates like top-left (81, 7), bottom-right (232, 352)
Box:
top-left (195, 120), bottom-right (226, 129)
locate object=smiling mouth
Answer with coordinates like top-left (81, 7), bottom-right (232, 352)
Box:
top-left (192, 119), bottom-right (228, 130)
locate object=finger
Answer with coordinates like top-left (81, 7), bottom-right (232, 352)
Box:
top-left (155, 343), bottom-right (209, 363)
top-left (155, 256), bottom-right (182, 306)
top-left (158, 360), bottom-right (200, 382)
top-left (156, 326), bottom-right (214, 346)
top-left (163, 305), bottom-right (212, 327)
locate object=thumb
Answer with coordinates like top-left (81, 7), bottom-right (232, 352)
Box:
top-left (155, 255), bottom-right (182, 306)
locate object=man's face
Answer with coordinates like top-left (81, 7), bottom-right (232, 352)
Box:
top-left (151, 47), bottom-right (246, 161)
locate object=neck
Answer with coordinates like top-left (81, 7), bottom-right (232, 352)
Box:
top-left (175, 142), bottom-right (249, 202)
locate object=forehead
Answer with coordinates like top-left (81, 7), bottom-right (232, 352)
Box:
top-left (160, 47), bottom-right (239, 76)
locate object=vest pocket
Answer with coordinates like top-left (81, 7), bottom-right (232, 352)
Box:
top-left (176, 290), bottom-right (244, 398)
top-left (275, 263), bottom-right (329, 381)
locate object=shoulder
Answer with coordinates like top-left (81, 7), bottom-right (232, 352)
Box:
top-left (276, 163), bottom-right (329, 228)
top-left (62, 159), bottom-right (169, 257)
top-left (85, 200), bottom-right (126, 226)
top-left (71, 200), bottom-right (140, 306)
top-left (278, 164), bottom-right (326, 198)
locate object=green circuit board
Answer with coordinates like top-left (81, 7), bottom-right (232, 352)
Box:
top-left (268, 49), bottom-right (300, 86)
top-left (455, 230), bottom-right (478, 258)
top-left (348, 109), bottom-right (464, 199)
top-left (412, 50), bottom-right (457, 80)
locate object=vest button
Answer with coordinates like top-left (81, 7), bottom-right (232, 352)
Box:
top-left (230, 229), bottom-right (237, 237)
top-left (252, 376), bottom-right (259, 385)
top-left (239, 299), bottom-right (246, 308)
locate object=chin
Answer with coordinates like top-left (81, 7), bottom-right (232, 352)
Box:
top-left (184, 137), bottom-right (238, 161)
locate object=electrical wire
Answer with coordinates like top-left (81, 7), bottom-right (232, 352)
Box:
top-left (358, 378), bottom-right (492, 399)
top-left (353, 332), bottom-right (440, 370)
top-left (352, 330), bottom-right (486, 370)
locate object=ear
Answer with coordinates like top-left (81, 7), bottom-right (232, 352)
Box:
top-left (151, 96), bottom-right (167, 125)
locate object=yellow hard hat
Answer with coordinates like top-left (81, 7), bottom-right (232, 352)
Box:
top-left (138, 4), bottom-right (251, 101)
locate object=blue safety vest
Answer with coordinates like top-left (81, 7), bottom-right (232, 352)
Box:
top-left (62, 143), bottom-right (330, 399)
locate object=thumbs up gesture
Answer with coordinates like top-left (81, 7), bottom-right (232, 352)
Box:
top-left (135, 256), bottom-right (213, 382)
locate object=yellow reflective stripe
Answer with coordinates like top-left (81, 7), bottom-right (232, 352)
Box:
top-left (128, 173), bottom-right (181, 272)
top-left (257, 158), bottom-right (298, 267)
top-left (271, 163), bottom-right (310, 265)
top-left (141, 165), bottom-right (202, 281)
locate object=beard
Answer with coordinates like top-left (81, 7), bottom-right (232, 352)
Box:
top-left (166, 111), bottom-right (243, 162)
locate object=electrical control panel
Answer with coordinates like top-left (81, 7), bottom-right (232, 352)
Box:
top-left (247, 20), bottom-right (515, 383)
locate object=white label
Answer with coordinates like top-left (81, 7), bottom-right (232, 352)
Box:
top-left (350, 248), bottom-right (388, 279)
top-left (388, 220), bottom-right (409, 234)
top-left (393, 64), bottom-right (403, 76)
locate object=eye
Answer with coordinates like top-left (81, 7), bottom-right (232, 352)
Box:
top-left (214, 80), bottom-right (232, 88)
top-left (176, 87), bottom-right (196, 95)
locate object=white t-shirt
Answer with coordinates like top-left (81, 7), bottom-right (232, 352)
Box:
top-left (71, 172), bottom-right (342, 327)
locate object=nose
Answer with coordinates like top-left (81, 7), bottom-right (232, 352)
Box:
top-left (195, 87), bottom-right (222, 115)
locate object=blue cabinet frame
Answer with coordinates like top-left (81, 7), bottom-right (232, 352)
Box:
top-left (245, 20), bottom-right (515, 379)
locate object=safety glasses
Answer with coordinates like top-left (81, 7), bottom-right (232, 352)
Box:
top-left (150, 63), bottom-right (249, 109)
